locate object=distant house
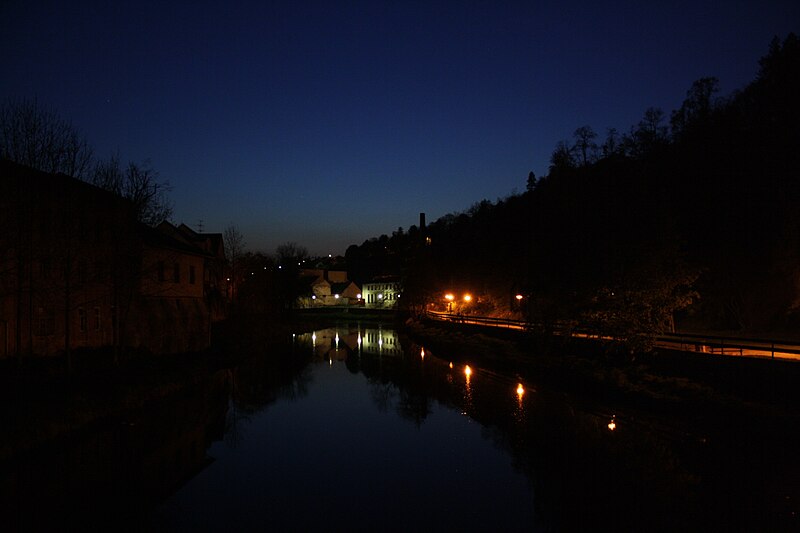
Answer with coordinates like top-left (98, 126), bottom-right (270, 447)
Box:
top-left (297, 269), bottom-right (361, 307)
top-left (0, 159), bottom-right (217, 357)
top-left (362, 276), bottom-right (402, 308)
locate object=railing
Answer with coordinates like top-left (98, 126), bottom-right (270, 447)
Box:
top-left (655, 332), bottom-right (800, 360)
top-left (423, 311), bottom-right (800, 362)
top-left (426, 310), bottom-right (528, 329)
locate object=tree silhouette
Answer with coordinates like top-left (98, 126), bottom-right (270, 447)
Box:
top-left (572, 125), bottom-right (598, 166)
top-left (0, 98), bottom-right (93, 178)
top-left (223, 225), bottom-right (245, 302)
top-left (92, 155), bottom-right (173, 226)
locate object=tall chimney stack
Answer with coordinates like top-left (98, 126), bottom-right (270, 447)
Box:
top-left (419, 212), bottom-right (426, 231)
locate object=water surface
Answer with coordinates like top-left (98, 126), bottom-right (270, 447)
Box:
top-left (154, 326), bottom-right (537, 531)
top-left (5, 324), bottom-right (799, 531)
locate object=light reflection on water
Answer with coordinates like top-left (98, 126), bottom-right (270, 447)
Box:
top-left (155, 326), bottom-right (537, 531)
top-left (6, 325), bottom-right (800, 530)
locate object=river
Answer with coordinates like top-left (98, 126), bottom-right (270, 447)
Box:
top-left (4, 323), bottom-right (799, 531)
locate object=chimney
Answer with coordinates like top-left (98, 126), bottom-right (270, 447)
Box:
top-left (419, 212), bottom-right (426, 231)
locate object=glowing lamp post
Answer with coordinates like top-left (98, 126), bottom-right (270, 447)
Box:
top-left (445, 293), bottom-right (455, 313)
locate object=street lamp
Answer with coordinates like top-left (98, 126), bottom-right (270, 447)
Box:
top-left (445, 293), bottom-right (455, 312)
top-left (463, 294), bottom-right (472, 302)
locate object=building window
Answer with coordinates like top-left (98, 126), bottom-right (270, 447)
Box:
top-left (173, 263), bottom-right (180, 283)
top-left (158, 261), bottom-right (165, 282)
top-left (94, 307), bottom-right (101, 331)
top-left (189, 265), bottom-right (196, 285)
top-left (34, 309), bottom-right (55, 336)
top-left (78, 308), bottom-right (87, 333)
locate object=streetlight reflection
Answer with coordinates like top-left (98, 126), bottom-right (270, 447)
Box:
top-left (514, 382), bottom-right (526, 424)
top-left (463, 365), bottom-right (473, 415)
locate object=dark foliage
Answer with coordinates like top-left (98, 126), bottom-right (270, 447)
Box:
top-left (346, 34), bottom-right (800, 348)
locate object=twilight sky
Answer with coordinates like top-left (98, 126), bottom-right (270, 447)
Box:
top-left (2, 1), bottom-right (798, 256)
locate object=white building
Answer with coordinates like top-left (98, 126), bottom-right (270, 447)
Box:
top-left (362, 276), bottom-right (402, 308)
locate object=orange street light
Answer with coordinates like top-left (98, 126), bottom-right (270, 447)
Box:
top-left (463, 294), bottom-right (472, 302)
top-left (515, 294), bottom-right (524, 301)
top-left (445, 293), bottom-right (455, 312)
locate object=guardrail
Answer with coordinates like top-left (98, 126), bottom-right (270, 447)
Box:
top-left (426, 310), bottom-right (528, 329)
top-left (655, 332), bottom-right (800, 360)
top-left (423, 311), bottom-right (800, 362)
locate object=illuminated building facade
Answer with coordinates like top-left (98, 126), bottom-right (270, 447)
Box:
top-left (362, 276), bottom-right (402, 308)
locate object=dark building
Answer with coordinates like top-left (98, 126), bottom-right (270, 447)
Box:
top-left (0, 159), bottom-right (219, 357)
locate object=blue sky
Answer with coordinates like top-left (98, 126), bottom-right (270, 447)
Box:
top-left (2, 1), bottom-right (798, 255)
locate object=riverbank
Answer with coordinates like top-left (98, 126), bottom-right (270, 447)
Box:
top-left (402, 317), bottom-right (800, 425)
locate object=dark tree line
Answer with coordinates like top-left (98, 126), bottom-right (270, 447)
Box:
top-left (346, 34), bottom-right (800, 349)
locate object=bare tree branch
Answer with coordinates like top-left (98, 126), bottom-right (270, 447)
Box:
top-left (0, 98), bottom-right (93, 178)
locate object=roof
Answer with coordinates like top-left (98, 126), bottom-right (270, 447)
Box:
top-left (299, 273), bottom-right (326, 290)
top-left (176, 223), bottom-right (225, 257)
top-left (0, 158), bottom-right (134, 212)
top-left (141, 222), bottom-right (212, 258)
top-left (330, 281), bottom-right (357, 294)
